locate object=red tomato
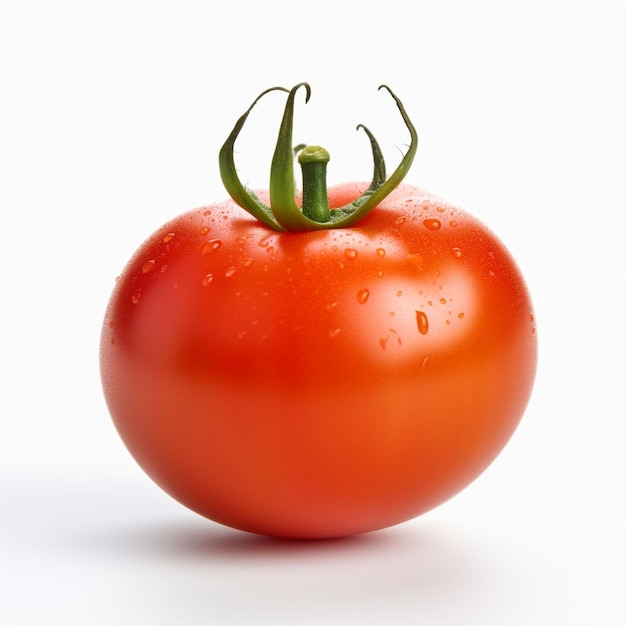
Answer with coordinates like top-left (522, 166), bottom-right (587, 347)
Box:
top-left (100, 181), bottom-right (537, 538)
top-left (100, 84), bottom-right (537, 538)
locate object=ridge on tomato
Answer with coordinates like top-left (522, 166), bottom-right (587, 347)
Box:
top-left (100, 83), bottom-right (537, 539)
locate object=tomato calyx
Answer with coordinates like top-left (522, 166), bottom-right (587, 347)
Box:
top-left (218, 82), bottom-right (418, 232)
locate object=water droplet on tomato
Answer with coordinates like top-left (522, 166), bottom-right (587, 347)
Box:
top-left (356, 289), bottom-right (369, 304)
top-left (243, 258), bottom-right (254, 267)
top-left (406, 253), bottom-right (425, 271)
top-left (380, 329), bottom-right (401, 350)
top-left (376, 248), bottom-right (386, 257)
top-left (449, 220), bottom-right (458, 228)
top-left (200, 226), bottom-right (211, 236)
top-left (326, 302), bottom-right (338, 311)
top-left (162, 232), bottom-right (175, 243)
top-left (458, 312), bottom-right (465, 319)
top-left (225, 266), bottom-right (236, 277)
top-left (131, 291), bottom-right (141, 305)
top-left (142, 260), bottom-right (155, 274)
top-left (329, 328), bottom-right (342, 338)
top-left (344, 248), bottom-right (358, 259)
top-left (440, 298), bottom-right (446, 305)
top-left (202, 274), bottom-right (214, 286)
top-left (416, 310), bottom-right (429, 334)
top-left (201, 239), bottom-right (222, 254)
top-left (451, 247), bottom-right (462, 258)
top-left (423, 219), bottom-right (441, 231)
top-left (394, 216), bottom-right (406, 225)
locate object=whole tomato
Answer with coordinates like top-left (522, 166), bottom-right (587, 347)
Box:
top-left (100, 84), bottom-right (537, 539)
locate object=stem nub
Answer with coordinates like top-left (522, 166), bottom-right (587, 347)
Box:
top-left (298, 146), bottom-right (331, 223)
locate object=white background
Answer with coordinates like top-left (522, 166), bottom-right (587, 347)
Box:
top-left (2, 1), bottom-right (624, 624)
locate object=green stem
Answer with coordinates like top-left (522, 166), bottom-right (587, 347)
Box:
top-left (218, 82), bottom-right (418, 232)
top-left (298, 146), bottom-right (331, 222)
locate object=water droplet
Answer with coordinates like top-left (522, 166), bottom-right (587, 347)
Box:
top-left (201, 239), bottom-right (222, 254)
top-left (376, 248), bottom-right (386, 257)
top-left (225, 266), bottom-right (236, 277)
top-left (458, 312), bottom-right (465, 319)
top-left (326, 302), bottom-right (338, 311)
top-left (380, 329), bottom-right (401, 350)
top-left (451, 247), bottom-right (462, 258)
top-left (435, 206), bottom-right (445, 213)
top-left (440, 298), bottom-right (446, 305)
top-left (202, 274), bottom-right (214, 286)
top-left (162, 232), bottom-right (175, 243)
top-left (329, 328), bottom-right (342, 338)
top-left (416, 310), bottom-right (429, 334)
top-left (406, 253), bottom-right (425, 271)
top-left (131, 291), bottom-right (141, 305)
top-left (203, 209), bottom-right (212, 216)
top-left (142, 260), bottom-right (155, 274)
top-left (423, 219), bottom-right (441, 231)
top-left (243, 258), bottom-right (254, 267)
top-left (394, 216), bottom-right (406, 225)
top-left (200, 226), bottom-right (211, 236)
top-left (344, 248), bottom-right (358, 259)
top-left (356, 289), bottom-right (370, 304)
top-left (449, 220), bottom-right (458, 228)
top-left (258, 236), bottom-right (271, 248)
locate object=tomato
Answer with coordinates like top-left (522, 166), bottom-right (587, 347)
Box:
top-left (100, 84), bottom-right (537, 539)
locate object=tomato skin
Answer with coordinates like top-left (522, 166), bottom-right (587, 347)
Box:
top-left (100, 183), bottom-right (537, 539)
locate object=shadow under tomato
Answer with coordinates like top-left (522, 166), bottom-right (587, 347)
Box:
top-left (91, 515), bottom-right (410, 562)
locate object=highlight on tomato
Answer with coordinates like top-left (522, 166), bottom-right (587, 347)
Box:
top-left (100, 83), bottom-right (537, 539)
